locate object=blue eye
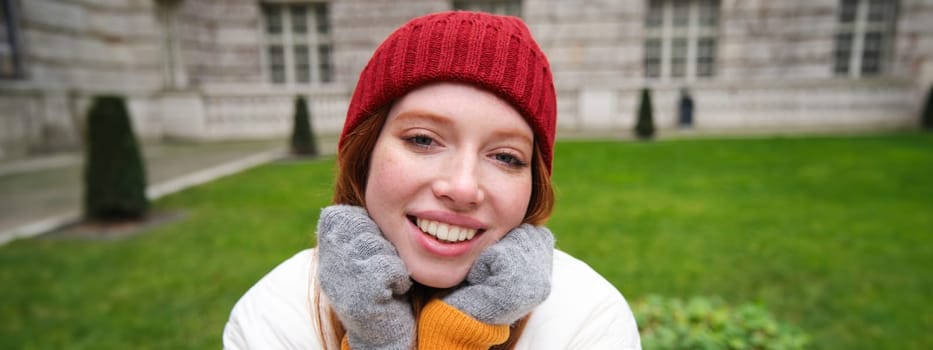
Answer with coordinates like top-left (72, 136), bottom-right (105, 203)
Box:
top-left (406, 135), bottom-right (434, 147)
top-left (494, 153), bottom-right (527, 168)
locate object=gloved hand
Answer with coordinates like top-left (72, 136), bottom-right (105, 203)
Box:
top-left (443, 224), bottom-right (555, 325)
top-left (316, 205), bottom-right (414, 350)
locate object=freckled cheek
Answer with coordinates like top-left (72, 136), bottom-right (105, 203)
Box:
top-left (365, 148), bottom-right (417, 242)
top-left (487, 172), bottom-right (533, 225)
top-left (366, 147), bottom-right (424, 202)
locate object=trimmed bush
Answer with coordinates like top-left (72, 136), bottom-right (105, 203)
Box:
top-left (633, 295), bottom-right (809, 350)
top-left (923, 84), bottom-right (933, 130)
top-left (290, 96), bottom-right (318, 156)
top-left (635, 87), bottom-right (656, 139)
top-left (83, 95), bottom-right (149, 220)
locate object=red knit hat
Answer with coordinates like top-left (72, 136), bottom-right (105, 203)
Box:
top-left (340, 11), bottom-right (557, 173)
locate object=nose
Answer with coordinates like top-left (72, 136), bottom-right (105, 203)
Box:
top-left (432, 153), bottom-right (485, 210)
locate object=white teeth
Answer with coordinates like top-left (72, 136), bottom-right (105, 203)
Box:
top-left (437, 223), bottom-right (450, 241)
top-left (459, 228), bottom-right (469, 241)
top-left (415, 218), bottom-right (478, 243)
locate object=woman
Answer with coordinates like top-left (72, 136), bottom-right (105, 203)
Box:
top-left (224, 11), bottom-right (640, 349)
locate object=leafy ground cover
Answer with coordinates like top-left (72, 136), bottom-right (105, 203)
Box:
top-left (1, 133), bottom-right (930, 349)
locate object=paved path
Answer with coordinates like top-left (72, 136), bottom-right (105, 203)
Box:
top-left (0, 138), bottom-right (335, 245)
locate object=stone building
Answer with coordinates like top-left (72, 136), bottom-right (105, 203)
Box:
top-left (1, 0), bottom-right (931, 159)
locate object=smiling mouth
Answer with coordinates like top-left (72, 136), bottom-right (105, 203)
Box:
top-left (410, 216), bottom-right (481, 243)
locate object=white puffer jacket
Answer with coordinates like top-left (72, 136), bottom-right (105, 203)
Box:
top-left (223, 249), bottom-right (641, 349)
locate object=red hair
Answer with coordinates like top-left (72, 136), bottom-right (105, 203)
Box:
top-left (324, 10), bottom-right (558, 349)
top-left (332, 108), bottom-right (554, 224)
top-left (319, 108), bottom-right (553, 349)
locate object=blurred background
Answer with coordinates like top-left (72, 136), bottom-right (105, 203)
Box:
top-left (1, 0), bottom-right (929, 158)
top-left (1, 0), bottom-right (931, 349)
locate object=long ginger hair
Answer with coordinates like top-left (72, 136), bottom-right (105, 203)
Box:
top-left (316, 107), bottom-right (555, 349)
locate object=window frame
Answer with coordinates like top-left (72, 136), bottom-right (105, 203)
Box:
top-left (833, 0), bottom-right (899, 78)
top-left (0, 0), bottom-right (24, 79)
top-left (452, 0), bottom-right (523, 17)
top-left (644, 0), bottom-right (720, 82)
top-left (259, 1), bottom-right (333, 86)
top-left (158, 0), bottom-right (187, 88)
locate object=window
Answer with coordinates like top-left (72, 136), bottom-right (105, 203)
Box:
top-left (644, 0), bottom-right (719, 81)
top-left (0, 0), bottom-right (23, 78)
top-left (261, 2), bottom-right (332, 85)
top-left (158, 0), bottom-right (187, 88)
top-left (834, 0), bottom-right (898, 77)
top-left (453, 0), bottom-right (522, 17)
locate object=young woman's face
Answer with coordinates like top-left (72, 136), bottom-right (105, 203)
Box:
top-left (365, 82), bottom-right (534, 288)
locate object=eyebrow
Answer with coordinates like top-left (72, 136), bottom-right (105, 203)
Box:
top-left (392, 110), bottom-right (454, 127)
top-left (393, 109), bottom-right (534, 146)
top-left (492, 129), bottom-right (534, 148)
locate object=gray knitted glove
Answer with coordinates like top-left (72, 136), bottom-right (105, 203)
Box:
top-left (316, 205), bottom-right (414, 350)
top-left (443, 224), bottom-right (555, 325)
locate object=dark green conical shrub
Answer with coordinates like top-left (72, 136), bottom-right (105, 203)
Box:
top-left (635, 87), bottom-right (656, 140)
top-left (83, 95), bottom-right (149, 220)
top-left (290, 96), bottom-right (318, 156)
top-left (923, 84), bottom-right (933, 130)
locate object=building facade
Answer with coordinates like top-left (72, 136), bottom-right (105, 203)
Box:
top-left (1, 0), bottom-right (931, 159)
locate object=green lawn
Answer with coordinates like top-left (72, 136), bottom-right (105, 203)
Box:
top-left (1, 133), bottom-right (931, 349)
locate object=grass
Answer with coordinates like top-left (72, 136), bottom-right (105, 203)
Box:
top-left (1, 133), bottom-right (931, 349)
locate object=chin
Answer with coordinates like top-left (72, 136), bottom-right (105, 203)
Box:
top-left (411, 270), bottom-right (468, 289)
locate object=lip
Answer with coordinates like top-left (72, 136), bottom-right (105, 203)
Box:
top-left (411, 210), bottom-right (487, 230)
top-left (407, 210), bottom-right (486, 257)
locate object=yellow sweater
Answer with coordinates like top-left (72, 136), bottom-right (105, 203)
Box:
top-left (341, 299), bottom-right (509, 350)
top-left (417, 299), bottom-right (510, 349)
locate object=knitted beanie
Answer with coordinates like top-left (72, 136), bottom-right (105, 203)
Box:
top-left (340, 11), bottom-right (557, 173)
